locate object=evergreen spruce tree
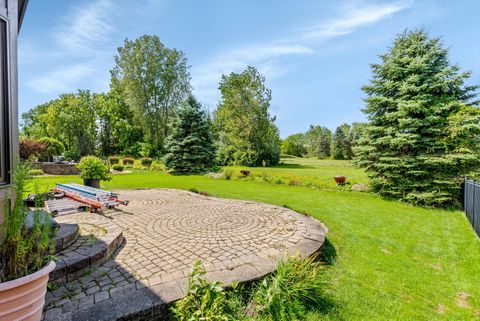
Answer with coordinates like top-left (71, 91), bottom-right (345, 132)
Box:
top-left (305, 125), bottom-right (332, 158)
top-left (354, 29), bottom-right (479, 206)
top-left (332, 126), bottom-right (347, 160)
top-left (340, 123), bottom-right (353, 159)
top-left (318, 127), bottom-right (332, 159)
top-left (164, 95), bottom-right (216, 173)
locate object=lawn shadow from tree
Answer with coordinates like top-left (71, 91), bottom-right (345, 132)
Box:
top-left (274, 163), bottom-right (317, 170)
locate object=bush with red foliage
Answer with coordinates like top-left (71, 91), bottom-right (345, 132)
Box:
top-left (19, 138), bottom-right (46, 161)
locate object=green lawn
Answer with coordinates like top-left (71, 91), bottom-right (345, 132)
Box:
top-left (32, 159), bottom-right (480, 320)
top-left (223, 156), bottom-right (369, 189)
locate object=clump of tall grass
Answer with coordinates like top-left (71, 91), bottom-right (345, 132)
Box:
top-left (222, 168), bottom-right (234, 180)
top-left (171, 255), bottom-right (328, 321)
top-left (251, 255), bottom-right (327, 320)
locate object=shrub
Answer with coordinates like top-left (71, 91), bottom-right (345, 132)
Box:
top-left (63, 150), bottom-right (79, 162)
top-left (151, 163), bottom-right (165, 171)
top-left (77, 156), bottom-right (111, 181)
top-left (122, 157), bottom-right (135, 166)
top-left (140, 157), bottom-right (153, 167)
top-left (260, 171), bottom-right (270, 182)
top-left (38, 137), bottom-right (65, 158)
top-left (273, 177), bottom-right (285, 185)
top-left (28, 169), bottom-right (44, 176)
top-left (223, 168), bottom-right (234, 180)
top-left (112, 164), bottom-right (124, 172)
top-left (252, 255), bottom-right (326, 320)
top-left (108, 156), bottom-right (120, 165)
top-left (0, 162), bottom-right (55, 282)
top-left (19, 138), bottom-right (45, 161)
top-left (288, 179), bottom-right (301, 186)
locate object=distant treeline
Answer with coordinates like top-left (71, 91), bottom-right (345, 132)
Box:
top-left (281, 123), bottom-right (366, 160)
top-left (21, 36), bottom-right (280, 168)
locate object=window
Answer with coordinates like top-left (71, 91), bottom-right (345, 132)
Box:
top-left (0, 18), bottom-right (9, 185)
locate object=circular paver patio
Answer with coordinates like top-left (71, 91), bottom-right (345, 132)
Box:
top-left (43, 189), bottom-right (326, 321)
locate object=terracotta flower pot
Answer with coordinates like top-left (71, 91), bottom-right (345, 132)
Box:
top-left (0, 261), bottom-right (55, 321)
top-left (334, 175), bottom-right (346, 185)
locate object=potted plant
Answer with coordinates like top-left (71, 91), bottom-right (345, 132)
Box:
top-left (77, 156), bottom-right (111, 188)
top-left (0, 163), bottom-right (56, 321)
top-left (334, 175), bottom-right (347, 185)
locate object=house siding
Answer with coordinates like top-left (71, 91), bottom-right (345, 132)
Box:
top-left (0, 0), bottom-right (20, 243)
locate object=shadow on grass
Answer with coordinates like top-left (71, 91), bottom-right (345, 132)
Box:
top-left (274, 163), bottom-right (317, 170)
top-left (318, 238), bottom-right (337, 265)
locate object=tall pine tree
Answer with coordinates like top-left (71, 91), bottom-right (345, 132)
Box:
top-left (354, 29), bottom-right (479, 206)
top-left (332, 126), bottom-right (347, 160)
top-left (164, 96), bottom-right (216, 173)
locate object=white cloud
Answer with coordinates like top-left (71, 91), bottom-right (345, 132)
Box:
top-left (192, 1), bottom-right (410, 107)
top-left (28, 64), bottom-right (94, 93)
top-left (54, 0), bottom-right (115, 56)
top-left (300, 2), bottom-right (410, 42)
top-left (26, 0), bottom-right (118, 94)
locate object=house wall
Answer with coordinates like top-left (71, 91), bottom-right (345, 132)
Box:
top-left (0, 0), bottom-right (20, 243)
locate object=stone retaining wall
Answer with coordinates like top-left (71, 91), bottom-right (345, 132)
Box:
top-left (37, 163), bottom-right (81, 175)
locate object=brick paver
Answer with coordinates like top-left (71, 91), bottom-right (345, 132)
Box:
top-left (43, 189), bottom-right (326, 320)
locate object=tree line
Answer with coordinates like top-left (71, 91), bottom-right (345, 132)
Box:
top-left (21, 35), bottom-right (280, 169)
top-left (281, 122), bottom-right (366, 160)
top-left (21, 29), bottom-right (480, 207)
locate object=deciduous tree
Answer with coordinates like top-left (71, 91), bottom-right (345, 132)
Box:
top-left (214, 66), bottom-right (280, 166)
top-left (281, 133), bottom-right (306, 157)
top-left (111, 35), bottom-right (191, 155)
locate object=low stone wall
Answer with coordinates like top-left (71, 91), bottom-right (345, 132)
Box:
top-left (38, 163), bottom-right (81, 175)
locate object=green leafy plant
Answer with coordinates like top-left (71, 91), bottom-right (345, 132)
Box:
top-left (38, 137), bottom-right (65, 159)
top-left (28, 169), bottom-right (44, 176)
top-left (0, 162), bottom-right (56, 282)
top-left (122, 157), bottom-right (135, 166)
top-left (252, 255), bottom-right (327, 321)
top-left (77, 156), bottom-right (111, 181)
top-left (108, 156), bottom-right (120, 165)
top-left (140, 157), bottom-right (153, 167)
top-left (112, 164), bottom-right (124, 172)
top-left (172, 260), bottom-right (231, 321)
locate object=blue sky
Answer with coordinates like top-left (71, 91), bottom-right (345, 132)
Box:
top-left (18, 0), bottom-right (480, 137)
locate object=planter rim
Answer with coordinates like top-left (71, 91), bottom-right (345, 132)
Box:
top-left (0, 260), bottom-right (55, 291)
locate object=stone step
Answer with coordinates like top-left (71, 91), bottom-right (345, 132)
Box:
top-left (54, 223), bottom-right (79, 254)
top-left (50, 222), bottom-right (124, 284)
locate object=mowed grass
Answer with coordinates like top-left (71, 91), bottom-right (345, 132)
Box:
top-left (224, 156), bottom-right (369, 189)
top-left (32, 159), bottom-right (480, 320)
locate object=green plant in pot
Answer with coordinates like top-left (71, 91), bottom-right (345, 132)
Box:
top-left (0, 162), bottom-right (56, 321)
top-left (76, 156), bottom-right (111, 188)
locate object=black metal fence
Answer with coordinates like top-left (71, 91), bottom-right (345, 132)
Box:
top-left (464, 178), bottom-right (480, 237)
